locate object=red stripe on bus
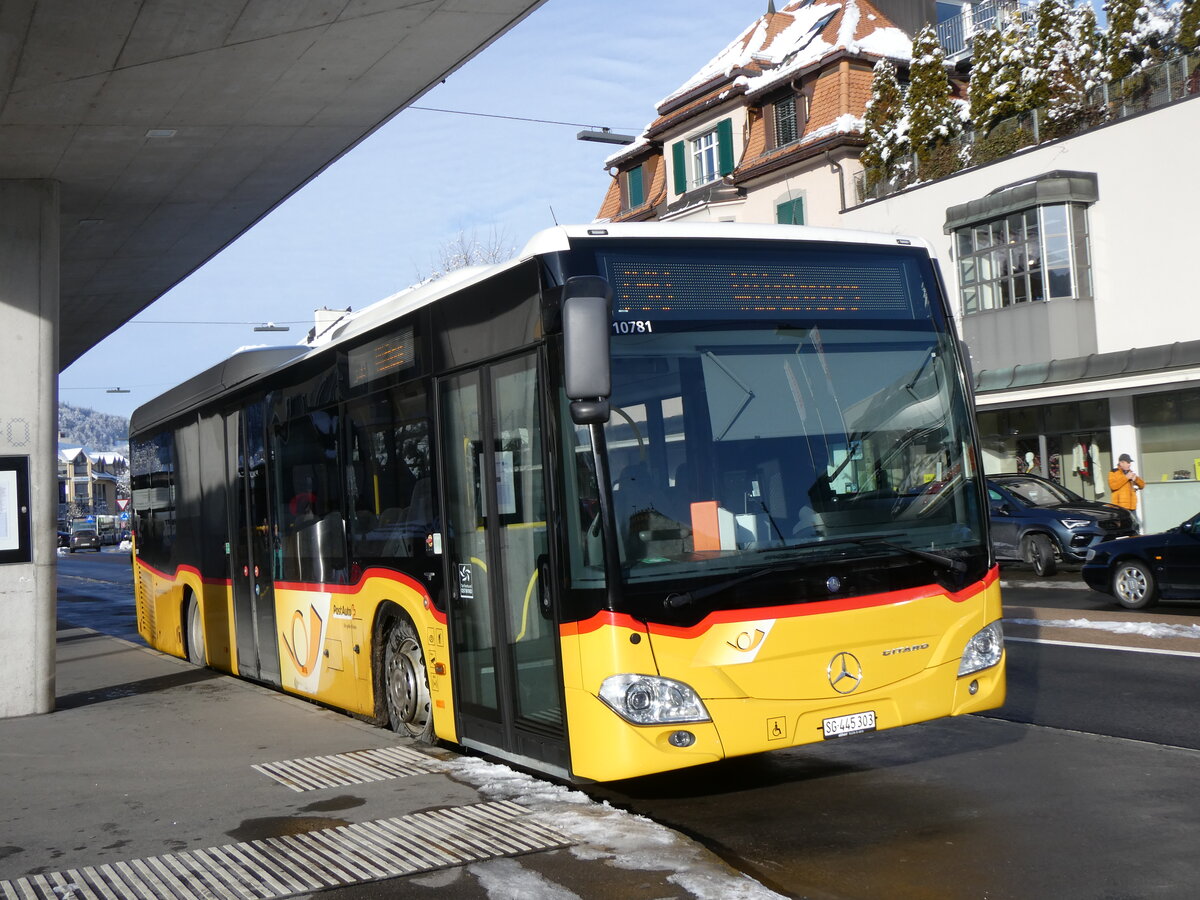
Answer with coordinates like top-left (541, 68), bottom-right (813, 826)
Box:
top-left (135, 561), bottom-right (446, 625)
top-left (560, 567), bottom-right (998, 639)
top-left (275, 568), bottom-right (445, 625)
top-left (135, 560), bottom-right (230, 586)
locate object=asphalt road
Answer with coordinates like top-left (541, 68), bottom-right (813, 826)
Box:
top-left (55, 555), bottom-right (1200, 899)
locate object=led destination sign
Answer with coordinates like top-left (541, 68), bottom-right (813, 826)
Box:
top-left (601, 251), bottom-right (918, 319)
top-left (348, 325), bottom-right (416, 387)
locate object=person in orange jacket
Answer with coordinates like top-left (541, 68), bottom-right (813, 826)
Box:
top-left (1108, 453), bottom-right (1145, 530)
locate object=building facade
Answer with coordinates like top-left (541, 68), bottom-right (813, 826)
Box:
top-left (58, 445), bottom-right (128, 525)
top-left (839, 94), bottom-right (1200, 532)
top-left (594, 0), bottom-right (925, 229)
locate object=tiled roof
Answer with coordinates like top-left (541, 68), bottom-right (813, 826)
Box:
top-left (596, 0), bottom-right (914, 219)
top-left (656, 0), bottom-right (910, 119)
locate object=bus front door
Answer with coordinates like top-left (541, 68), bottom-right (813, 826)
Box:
top-left (228, 401), bottom-right (281, 686)
top-left (440, 353), bottom-right (568, 774)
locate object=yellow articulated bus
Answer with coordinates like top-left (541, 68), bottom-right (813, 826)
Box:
top-left (129, 223), bottom-right (1005, 782)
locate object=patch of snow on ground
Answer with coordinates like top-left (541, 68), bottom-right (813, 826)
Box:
top-left (469, 857), bottom-right (580, 899)
top-left (443, 756), bottom-right (785, 899)
top-left (1006, 618), bottom-right (1200, 640)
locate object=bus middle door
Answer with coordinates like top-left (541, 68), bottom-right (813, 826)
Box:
top-left (439, 352), bottom-right (568, 774)
top-left (228, 400), bottom-right (281, 686)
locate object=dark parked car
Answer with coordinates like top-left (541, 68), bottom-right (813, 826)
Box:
top-left (69, 529), bottom-right (102, 553)
top-left (1082, 512), bottom-right (1200, 609)
top-left (987, 473), bottom-right (1137, 576)
top-left (57, 530), bottom-right (70, 548)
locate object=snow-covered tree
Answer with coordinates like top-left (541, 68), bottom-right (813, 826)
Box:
top-left (1105, 0), bottom-right (1175, 80)
top-left (1069, 1), bottom-right (1108, 91)
top-left (982, 17), bottom-right (1036, 126)
top-left (968, 27), bottom-right (1002, 135)
top-left (414, 227), bottom-right (516, 282)
top-left (905, 25), bottom-right (961, 179)
top-left (1032, 0), bottom-right (1106, 127)
top-left (1178, 0), bottom-right (1200, 53)
top-left (859, 59), bottom-right (909, 192)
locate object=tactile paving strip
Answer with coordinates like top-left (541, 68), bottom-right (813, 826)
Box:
top-left (0, 800), bottom-right (571, 900)
top-left (252, 744), bottom-right (439, 792)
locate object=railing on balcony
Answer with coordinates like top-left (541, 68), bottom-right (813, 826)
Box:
top-left (937, 0), bottom-right (1036, 60)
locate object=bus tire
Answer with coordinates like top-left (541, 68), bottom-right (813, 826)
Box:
top-left (185, 593), bottom-right (207, 667)
top-left (383, 614), bottom-right (434, 744)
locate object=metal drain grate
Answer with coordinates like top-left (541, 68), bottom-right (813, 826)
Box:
top-left (253, 744), bottom-right (439, 792)
top-left (0, 800), bottom-right (571, 900)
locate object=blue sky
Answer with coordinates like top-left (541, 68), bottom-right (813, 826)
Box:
top-left (61, 1), bottom-right (768, 421)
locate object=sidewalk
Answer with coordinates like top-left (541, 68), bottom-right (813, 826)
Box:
top-left (0, 625), bottom-right (777, 900)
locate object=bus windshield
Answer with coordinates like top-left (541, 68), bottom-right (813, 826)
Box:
top-left (562, 242), bottom-right (985, 593)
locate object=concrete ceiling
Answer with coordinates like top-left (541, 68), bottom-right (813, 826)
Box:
top-left (0, 0), bottom-right (545, 369)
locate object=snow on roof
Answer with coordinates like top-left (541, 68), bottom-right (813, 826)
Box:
top-left (745, 0), bottom-right (913, 97)
top-left (657, 0), bottom-right (911, 114)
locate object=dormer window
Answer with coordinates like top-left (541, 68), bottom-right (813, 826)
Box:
top-left (670, 119), bottom-right (735, 195)
top-left (774, 95), bottom-right (799, 146)
top-left (691, 130), bottom-right (719, 188)
top-left (623, 165), bottom-right (645, 209)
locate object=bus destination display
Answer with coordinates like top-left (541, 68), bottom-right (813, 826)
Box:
top-left (348, 326), bottom-right (415, 387)
top-left (602, 252), bottom-right (914, 318)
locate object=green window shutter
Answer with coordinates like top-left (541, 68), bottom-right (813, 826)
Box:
top-left (717, 118), bottom-right (735, 176)
top-left (628, 165), bottom-right (645, 207)
top-left (671, 142), bottom-right (687, 195)
top-left (776, 197), bottom-right (805, 225)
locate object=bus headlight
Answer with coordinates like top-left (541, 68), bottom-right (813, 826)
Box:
top-left (598, 674), bottom-right (711, 725)
top-left (958, 621), bottom-right (1004, 676)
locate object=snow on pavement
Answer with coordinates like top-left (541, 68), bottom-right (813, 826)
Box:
top-left (1006, 617), bottom-right (1200, 640)
top-left (440, 755), bottom-right (785, 900)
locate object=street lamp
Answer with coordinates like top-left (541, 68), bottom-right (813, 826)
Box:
top-left (576, 128), bottom-right (636, 145)
top-left (254, 323), bottom-right (289, 332)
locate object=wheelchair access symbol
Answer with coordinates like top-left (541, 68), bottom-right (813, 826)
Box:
top-left (458, 563), bottom-right (474, 599)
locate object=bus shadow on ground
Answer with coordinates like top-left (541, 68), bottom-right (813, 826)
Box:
top-left (595, 712), bottom-right (1025, 802)
top-left (56, 668), bottom-right (222, 711)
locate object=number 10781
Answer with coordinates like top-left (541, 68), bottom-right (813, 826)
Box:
top-left (612, 321), bottom-right (653, 334)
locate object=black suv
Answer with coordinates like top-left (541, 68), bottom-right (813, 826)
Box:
top-left (987, 473), bottom-right (1137, 576)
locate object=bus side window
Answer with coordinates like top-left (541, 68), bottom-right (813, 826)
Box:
top-left (272, 405), bottom-right (347, 584)
top-left (344, 382), bottom-right (437, 569)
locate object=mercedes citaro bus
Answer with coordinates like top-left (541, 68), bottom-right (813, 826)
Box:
top-left (129, 223), bottom-right (1005, 781)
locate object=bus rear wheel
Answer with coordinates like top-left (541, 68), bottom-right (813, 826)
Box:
top-left (383, 615), bottom-right (434, 743)
top-left (186, 594), bottom-right (206, 667)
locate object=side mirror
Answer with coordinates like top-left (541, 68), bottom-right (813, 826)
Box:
top-left (562, 276), bottom-right (612, 425)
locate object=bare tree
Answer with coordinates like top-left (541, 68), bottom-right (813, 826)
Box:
top-left (415, 226), bottom-right (517, 282)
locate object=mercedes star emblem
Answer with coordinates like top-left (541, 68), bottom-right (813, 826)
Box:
top-left (828, 651), bottom-right (863, 694)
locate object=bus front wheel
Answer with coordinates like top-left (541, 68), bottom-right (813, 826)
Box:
top-left (383, 615), bottom-right (434, 743)
top-left (186, 594), bottom-right (206, 667)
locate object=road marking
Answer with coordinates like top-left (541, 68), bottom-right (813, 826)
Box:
top-left (253, 744), bottom-right (439, 792)
top-left (0, 801), bottom-right (571, 900)
top-left (1000, 579), bottom-right (1087, 590)
top-left (1006, 635), bottom-right (1200, 658)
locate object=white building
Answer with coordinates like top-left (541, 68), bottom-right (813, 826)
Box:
top-left (840, 94), bottom-right (1200, 531)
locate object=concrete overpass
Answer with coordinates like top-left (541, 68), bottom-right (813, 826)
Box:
top-left (0, 0), bottom-right (546, 718)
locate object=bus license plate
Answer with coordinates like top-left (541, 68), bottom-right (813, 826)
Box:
top-left (822, 710), bottom-right (876, 739)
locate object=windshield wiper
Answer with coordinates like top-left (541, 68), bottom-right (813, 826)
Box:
top-left (663, 565), bottom-right (776, 610)
top-left (834, 536), bottom-right (967, 574)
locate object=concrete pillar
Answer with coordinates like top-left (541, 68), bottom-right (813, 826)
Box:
top-left (0, 180), bottom-right (60, 717)
top-left (1108, 395), bottom-right (1137, 462)
top-left (1107, 394), bottom-right (1142, 525)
